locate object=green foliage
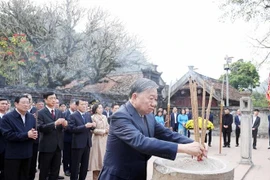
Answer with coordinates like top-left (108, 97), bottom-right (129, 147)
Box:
top-left (0, 33), bottom-right (35, 85)
top-left (251, 91), bottom-right (269, 107)
top-left (219, 59), bottom-right (260, 91)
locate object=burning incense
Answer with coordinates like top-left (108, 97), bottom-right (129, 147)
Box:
top-left (189, 78), bottom-right (199, 142)
top-left (200, 82), bottom-right (206, 146)
top-left (201, 86), bottom-right (214, 147)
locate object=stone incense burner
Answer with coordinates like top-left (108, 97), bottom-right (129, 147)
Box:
top-left (152, 154), bottom-right (234, 180)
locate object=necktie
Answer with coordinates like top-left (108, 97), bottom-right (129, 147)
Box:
top-left (82, 114), bottom-right (86, 124)
top-left (51, 110), bottom-right (55, 119)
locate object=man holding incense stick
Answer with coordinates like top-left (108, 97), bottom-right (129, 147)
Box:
top-left (98, 78), bottom-right (207, 180)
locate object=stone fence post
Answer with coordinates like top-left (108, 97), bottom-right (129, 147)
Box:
top-left (239, 97), bottom-right (253, 165)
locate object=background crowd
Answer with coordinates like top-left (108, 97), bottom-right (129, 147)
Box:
top-left (0, 91), bottom-right (269, 180)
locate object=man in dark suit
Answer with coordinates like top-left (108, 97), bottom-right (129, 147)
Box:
top-left (0, 95), bottom-right (38, 180)
top-left (102, 105), bottom-right (112, 118)
top-left (170, 107), bottom-right (178, 132)
top-left (23, 93), bottom-right (39, 180)
top-left (108, 103), bottom-right (120, 124)
top-left (69, 100), bottom-right (96, 180)
top-left (252, 109), bottom-right (260, 150)
top-left (98, 78), bottom-right (207, 180)
top-left (185, 108), bottom-right (192, 137)
top-left (204, 112), bottom-right (214, 147)
top-left (62, 99), bottom-right (77, 177)
top-left (37, 92), bottom-right (68, 180)
top-left (222, 107), bottom-right (233, 148)
top-left (234, 109), bottom-right (241, 147)
top-left (0, 97), bottom-right (8, 180)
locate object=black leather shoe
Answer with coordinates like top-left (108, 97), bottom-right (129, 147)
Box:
top-left (235, 144), bottom-right (239, 147)
top-left (223, 145), bottom-right (226, 148)
top-left (64, 171), bottom-right (71, 176)
top-left (58, 176), bottom-right (64, 179)
top-left (268, 147), bottom-right (270, 149)
top-left (208, 144), bottom-right (211, 147)
top-left (228, 145), bottom-right (230, 148)
top-left (253, 147), bottom-right (257, 150)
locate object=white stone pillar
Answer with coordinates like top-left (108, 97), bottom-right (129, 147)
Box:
top-left (239, 97), bottom-right (253, 165)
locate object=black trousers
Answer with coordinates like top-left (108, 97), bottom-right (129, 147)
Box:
top-left (204, 130), bottom-right (212, 145)
top-left (0, 151), bottom-right (4, 180)
top-left (235, 128), bottom-right (241, 145)
top-left (252, 129), bottom-right (258, 148)
top-left (70, 147), bottom-right (90, 180)
top-left (39, 147), bottom-right (61, 180)
top-left (172, 124), bottom-right (178, 132)
top-left (223, 131), bottom-right (231, 146)
top-left (28, 143), bottom-right (38, 180)
top-left (63, 142), bottom-right (72, 173)
top-left (5, 158), bottom-right (31, 180)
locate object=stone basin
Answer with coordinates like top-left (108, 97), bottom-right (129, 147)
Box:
top-left (152, 154), bottom-right (234, 180)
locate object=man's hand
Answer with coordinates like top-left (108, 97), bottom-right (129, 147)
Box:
top-left (55, 118), bottom-right (66, 126)
top-left (85, 122), bottom-right (96, 128)
top-left (28, 128), bottom-right (38, 140)
top-left (177, 142), bottom-right (207, 158)
top-left (62, 120), bottom-right (68, 127)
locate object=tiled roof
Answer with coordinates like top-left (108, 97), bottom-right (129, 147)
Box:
top-left (169, 69), bottom-right (243, 102)
top-left (81, 72), bottom-right (143, 95)
top-left (59, 71), bottom-right (143, 96)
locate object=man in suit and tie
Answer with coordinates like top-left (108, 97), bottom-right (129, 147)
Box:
top-left (69, 100), bottom-right (96, 180)
top-left (252, 109), bottom-right (260, 150)
top-left (234, 109), bottom-right (241, 147)
top-left (37, 92), bottom-right (68, 180)
top-left (98, 78), bottom-right (207, 180)
top-left (62, 99), bottom-right (77, 177)
top-left (170, 107), bottom-right (178, 132)
top-left (0, 97), bottom-right (8, 180)
top-left (102, 105), bottom-right (112, 118)
top-left (108, 103), bottom-right (120, 124)
top-left (23, 93), bottom-right (39, 180)
top-left (0, 95), bottom-right (38, 180)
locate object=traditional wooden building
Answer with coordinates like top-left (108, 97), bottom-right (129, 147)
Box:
top-left (165, 66), bottom-right (243, 109)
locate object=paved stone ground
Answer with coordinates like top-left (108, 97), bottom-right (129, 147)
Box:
top-left (34, 135), bottom-right (270, 180)
top-left (148, 135), bottom-right (270, 180)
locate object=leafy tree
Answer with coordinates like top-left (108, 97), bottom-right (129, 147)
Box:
top-left (219, 59), bottom-right (260, 91)
top-left (251, 91), bottom-right (269, 107)
top-left (219, 0), bottom-right (270, 64)
top-left (0, 33), bottom-right (35, 85)
top-left (0, 0), bottom-right (145, 88)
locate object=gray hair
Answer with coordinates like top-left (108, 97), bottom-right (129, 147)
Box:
top-left (129, 78), bottom-right (159, 98)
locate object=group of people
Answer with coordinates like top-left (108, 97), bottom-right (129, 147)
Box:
top-left (156, 106), bottom-right (213, 147)
top-left (0, 92), bottom-right (120, 180)
top-left (222, 107), bottom-right (261, 150)
top-left (156, 105), bottom-right (264, 151)
top-left (0, 78), bottom-right (208, 180)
